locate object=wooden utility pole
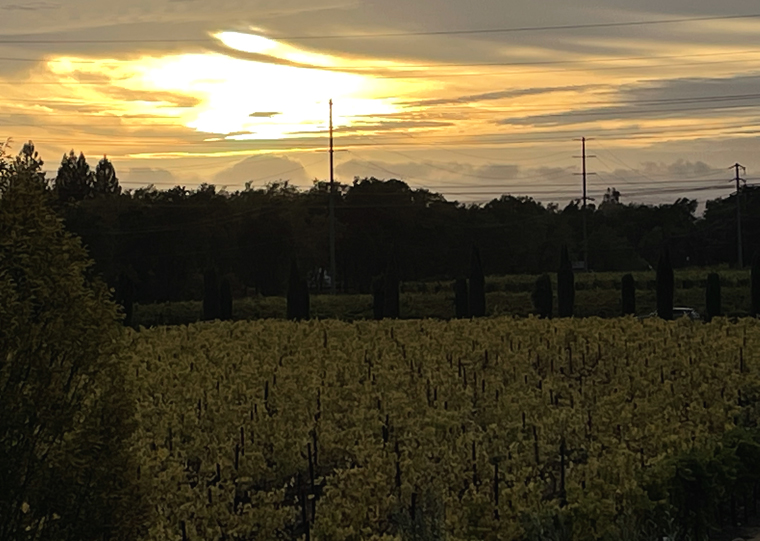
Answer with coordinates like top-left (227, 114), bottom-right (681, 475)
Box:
top-left (731, 162), bottom-right (746, 268)
top-left (574, 137), bottom-right (595, 271)
top-left (329, 100), bottom-right (336, 294)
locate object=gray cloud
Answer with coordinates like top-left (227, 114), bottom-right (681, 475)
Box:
top-left (499, 74), bottom-right (760, 126)
top-left (213, 155), bottom-right (311, 186)
top-left (331, 119), bottom-right (454, 133)
top-left (2, 1), bottom-right (59, 10)
top-left (336, 158), bottom-right (523, 183)
top-left (121, 167), bottom-right (177, 186)
top-left (404, 84), bottom-right (605, 108)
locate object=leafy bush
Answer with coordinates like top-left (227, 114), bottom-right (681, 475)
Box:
top-left (0, 147), bottom-right (147, 541)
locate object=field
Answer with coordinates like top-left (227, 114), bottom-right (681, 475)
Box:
top-left (132, 268), bottom-right (754, 326)
top-left (122, 316), bottom-right (760, 540)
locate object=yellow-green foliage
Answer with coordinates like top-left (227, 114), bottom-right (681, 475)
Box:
top-left (0, 154), bottom-right (147, 541)
top-left (123, 316), bottom-right (760, 541)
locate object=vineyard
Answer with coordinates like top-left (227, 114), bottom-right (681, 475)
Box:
top-left (123, 317), bottom-right (760, 541)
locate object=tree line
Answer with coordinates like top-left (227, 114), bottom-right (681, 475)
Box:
top-left (7, 142), bottom-right (760, 305)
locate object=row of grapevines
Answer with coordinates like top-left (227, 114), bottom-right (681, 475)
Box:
top-left (120, 316), bottom-right (760, 541)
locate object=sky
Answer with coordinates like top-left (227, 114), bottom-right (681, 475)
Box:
top-left (1, 0), bottom-right (760, 206)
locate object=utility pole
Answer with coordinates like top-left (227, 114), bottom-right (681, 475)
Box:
top-left (329, 99), bottom-right (337, 294)
top-left (731, 162), bottom-right (746, 268)
top-left (574, 137), bottom-right (595, 271)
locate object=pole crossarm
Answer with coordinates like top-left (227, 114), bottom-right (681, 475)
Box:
top-left (730, 162), bottom-right (746, 268)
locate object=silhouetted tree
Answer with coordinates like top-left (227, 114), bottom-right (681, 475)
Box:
top-left (454, 277), bottom-right (469, 318)
top-left (532, 274), bottom-right (553, 319)
top-left (55, 151), bottom-right (93, 203)
top-left (11, 141), bottom-right (46, 189)
top-left (705, 273), bottom-right (721, 322)
top-left (287, 260), bottom-right (309, 321)
top-left (299, 277), bottom-right (310, 320)
top-left (752, 251), bottom-right (760, 317)
top-left (656, 247), bottom-right (674, 320)
top-left (203, 268), bottom-right (220, 320)
top-left (372, 276), bottom-right (385, 320)
top-left (469, 246), bottom-right (486, 317)
top-left (621, 273), bottom-right (636, 316)
top-left (557, 245), bottom-right (574, 317)
top-left (219, 277), bottom-right (233, 321)
top-left (93, 156), bottom-right (120, 196)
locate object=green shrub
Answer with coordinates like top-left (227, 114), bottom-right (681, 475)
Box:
top-left (0, 149), bottom-right (148, 541)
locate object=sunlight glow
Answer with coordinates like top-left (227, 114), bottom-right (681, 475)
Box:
top-left (35, 34), bottom-right (431, 142)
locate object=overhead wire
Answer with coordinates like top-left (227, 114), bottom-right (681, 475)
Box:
top-left (1, 13), bottom-right (759, 44)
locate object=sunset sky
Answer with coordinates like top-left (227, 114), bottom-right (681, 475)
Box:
top-left (1, 0), bottom-right (760, 205)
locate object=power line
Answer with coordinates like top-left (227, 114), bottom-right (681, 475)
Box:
top-left (1, 13), bottom-right (758, 44)
top-left (374, 57), bottom-right (760, 78)
top-left (337, 49), bottom-right (760, 70)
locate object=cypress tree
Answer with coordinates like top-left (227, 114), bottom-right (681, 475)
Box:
top-left (469, 246), bottom-right (486, 317)
top-left (656, 247), bottom-right (674, 320)
top-left (299, 278), bottom-right (310, 321)
top-left (454, 277), bottom-right (469, 318)
top-left (219, 277), bottom-right (233, 321)
top-left (372, 276), bottom-right (385, 320)
top-left (752, 251), bottom-right (760, 317)
top-left (557, 245), bottom-right (574, 318)
top-left (705, 273), bottom-right (721, 322)
top-left (383, 249), bottom-right (400, 319)
top-left (203, 268), bottom-right (220, 321)
top-left (532, 274), bottom-right (553, 319)
top-left (287, 260), bottom-right (309, 321)
top-left (621, 273), bottom-right (636, 316)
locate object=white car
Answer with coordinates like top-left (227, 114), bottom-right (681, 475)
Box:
top-left (642, 307), bottom-right (702, 321)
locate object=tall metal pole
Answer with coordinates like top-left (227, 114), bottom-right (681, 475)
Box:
top-left (733, 162), bottom-right (746, 268)
top-left (581, 137), bottom-right (588, 272)
top-left (329, 99), bottom-right (337, 294)
top-left (574, 137), bottom-right (595, 271)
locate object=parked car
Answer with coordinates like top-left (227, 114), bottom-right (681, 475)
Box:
top-left (641, 307), bottom-right (702, 321)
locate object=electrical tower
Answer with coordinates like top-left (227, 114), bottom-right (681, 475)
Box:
top-left (329, 99), bottom-right (336, 294)
top-left (574, 137), bottom-right (595, 271)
